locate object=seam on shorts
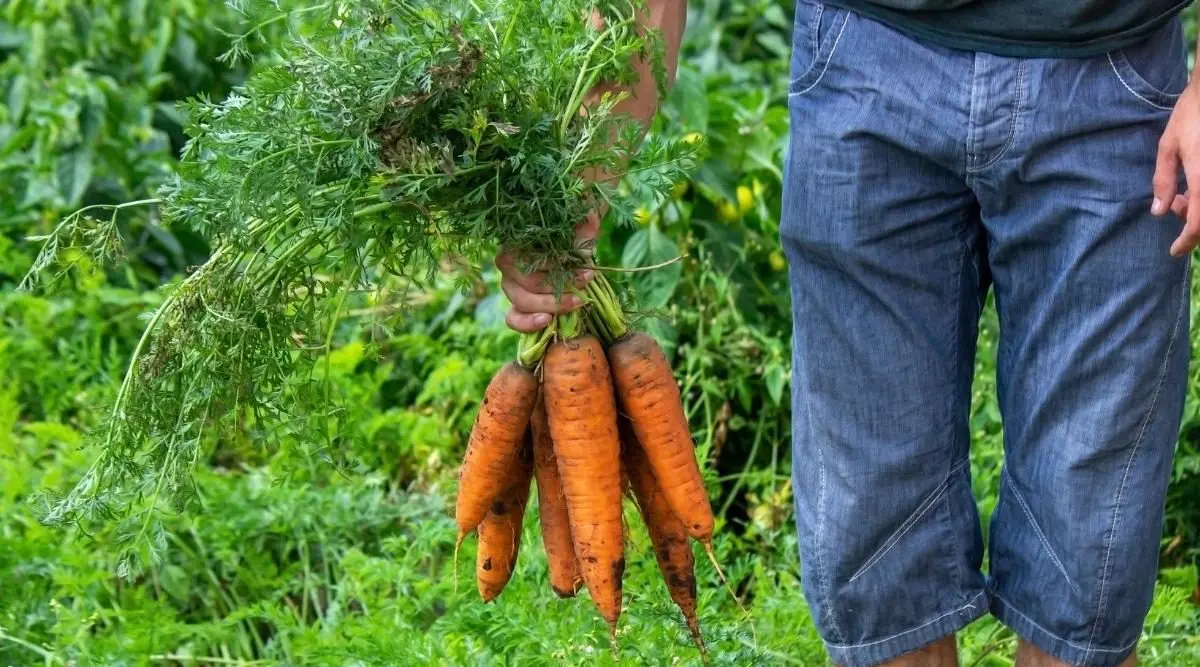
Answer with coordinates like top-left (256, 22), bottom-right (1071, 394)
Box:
top-left (848, 458), bottom-right (969, 584)
top-left (1002, 468), bottom-right (1080, 596)
top-left (825, 589), bottom-right (987, 650)
top-left (970, 58), bottom-right (1025, 173)
top-left (1107, 53), bottom-right (1176, 111)
top-left (994, 591), bottom-right (1139, 655)
top-left (1086, 266), bottom-right (1187, 659)
top-left (790, 13), bottom-right (849, 98)
top-left (809, 3), bottom-right (823, 57)
top-left (966, 54), bottom-right (981, 172)
top-left (815, 406), bottom-right (845, 643)
top-left (944, 234), bottom-right (972, 596)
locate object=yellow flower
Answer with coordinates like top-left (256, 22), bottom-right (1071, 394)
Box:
top-left (682, 131), bottom-right (704, 145)
top-left (633, 206), bottom-right (653, 226)
top-left (769, 250), bottom-right (787, 272)
top-left (737, 185), bottom-right (754, 215)
top-left (717, 199), bottom-right (740, 222)
top-left (672, 180), bottom-right (689, 199)
top-left (752, 178), bottom-right (766, 197)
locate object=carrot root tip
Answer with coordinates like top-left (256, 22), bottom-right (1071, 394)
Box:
top-left (704, 541), bottom-right (749, 611)
top-left (703, 541), bottom-right (760, 646)
top-left (453, 532), bottom-right (465, 597)
top-left (686, 616), bottom-right (705, 654)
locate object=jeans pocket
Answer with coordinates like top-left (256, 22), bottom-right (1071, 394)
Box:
top-left (1106, 16), bottom-right (1188, 111)
top-left (789, 0), bottom-right (850, 97)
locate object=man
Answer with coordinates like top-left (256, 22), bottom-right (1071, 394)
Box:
top-left (497, 1), bottom-right (1200, 665)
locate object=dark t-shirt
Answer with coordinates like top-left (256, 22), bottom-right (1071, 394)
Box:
top-left (823, 0), bottom-right (1193, 57)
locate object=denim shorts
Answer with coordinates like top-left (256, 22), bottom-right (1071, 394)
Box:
top-left (781, 3), bottom-right (1192, 666)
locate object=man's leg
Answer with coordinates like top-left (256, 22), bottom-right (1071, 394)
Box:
top-left (972, 14), bottom-right (1191, 667)
top-left (782, 5), bottom-right (989, 665)
top-left (882, 636), bottom-right (959, 667)
top-left (1017, 643), bottom-right (1137, 667)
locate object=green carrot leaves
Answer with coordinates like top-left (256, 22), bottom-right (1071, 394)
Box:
top-left (21, 0), bottom-right (698, 571)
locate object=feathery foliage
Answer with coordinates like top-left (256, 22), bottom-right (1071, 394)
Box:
top-left (20, 0), bottom-right (698, 572)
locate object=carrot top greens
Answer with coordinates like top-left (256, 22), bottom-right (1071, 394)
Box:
top-left (21, 0), bottom-right (697, 573)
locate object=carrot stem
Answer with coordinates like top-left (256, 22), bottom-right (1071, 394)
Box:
top-left (518, 322), bottom-right (556, 367)
top-left (585, 276), bottom-right (627, 340)
top-left (584, 302), bottom-right (615, 344)
top-left (557, 311), bottom-right (581, 339)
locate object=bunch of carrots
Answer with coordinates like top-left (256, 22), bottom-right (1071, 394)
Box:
top-left (454, 270), bottom-right (721, 651)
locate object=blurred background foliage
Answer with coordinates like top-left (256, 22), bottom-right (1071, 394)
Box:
top-left (1, 1), bottom-right (1199, 664)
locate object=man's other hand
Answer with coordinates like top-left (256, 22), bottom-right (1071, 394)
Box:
top-left (1152, 82), bottom-right (1200, 256)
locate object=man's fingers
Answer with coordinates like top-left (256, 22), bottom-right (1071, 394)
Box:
top-left (1170, 219), bottom-right (1200, 256)
top-left (496, 210), bottom-right (601, 335)
top-left (497, 242), bottom-right (596, 293)
top-left (1171, 163), bottom-right (1200, 256)
top-left (1171, 193), bottom-right (1189, 218)
top-left (1153, 134), bottom-right (1181, 215)
top-left (505, 309), bottom-right (553, 334)
top-left (501, 276), bottom-right (584, 314)
top-left (575, 210), bottom-right (601, 254)
top-left (495, 250), bottom-right (554, 294)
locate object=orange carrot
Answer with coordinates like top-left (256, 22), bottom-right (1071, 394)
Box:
top-left (476, 433), bottom-right (535, 602)
top-left (609, 332), bottom-right (713, 543)
top-left (543, 334), bottom-right (625, 641)
top-left (530, 392), bottom-right (584, 598)
top-left (621, 422), bottom-right (704, 652)
top-left (455, 361), bottom-right (539, 543)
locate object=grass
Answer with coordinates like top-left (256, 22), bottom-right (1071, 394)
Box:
top-left (2, 274), bottom-right (1198, 666)
top-left (2, 1), bottom-right (1199, 660)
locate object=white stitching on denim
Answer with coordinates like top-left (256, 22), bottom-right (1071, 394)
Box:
top-left (824, 590), bottom-right (987, 650)
top-left (809, 3), bottom-right (823, 57)
top-left (1107, 52), bottom-right (1176, 111)
top-left (970, 58), bottom-right (1025, 173)
top-left (994, 591), bottom-right (1139, 655)
top-left (1085, 266), bottom-right (1187, 660)
top-left (817, 431), bottom-right (844, 642)
top-left (1002, 468), bottom-right (1079, 596)
top-left (966, 54), bottom-right (980, 172)
top-left (813, 398), bottom-right (844, 643)
top-left (789, 12), bottom-right (849, 98)
top-left (847, 458), bottom-right (969, 584)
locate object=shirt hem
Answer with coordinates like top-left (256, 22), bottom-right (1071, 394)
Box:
top-left (821, 0), bottom-right (1194, 59)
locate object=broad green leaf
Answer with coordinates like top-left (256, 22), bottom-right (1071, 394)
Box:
top-left (6, 73), bottom-right (26, 120)
top-left (432, 290), bottom-right (466, 330)
top-left (473, 292), bottom-right (507, 329)
top-left (665, 65), bottom-right (709, 132)
top-left (0, 19), bottom-right (23, 50)
top-left (0, 125), bottom-right (36, 157)
top-left (22, 421), bottom-right (83, 447)
top-left (621, 224), bottom-right (682, 309)
top-left (57, 148), bottom-right (94, 207)
top-left (764, 363), bottom-right (787, 406)
top-left (756, 32), bottom-right (790, 59)
top-left (763, 4), bottom-right (790, 29)
top-left (327, 340), bottom-right (366, 373)
top-left (640, 315), bottom-right (678, 361)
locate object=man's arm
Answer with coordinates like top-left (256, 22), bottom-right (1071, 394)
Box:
top-left (1151, 5), bottom-right (1200, 255)
top-left (594, 0), bottom-right (689, 133)
top-left (497, 0), bottom-right (688, 334)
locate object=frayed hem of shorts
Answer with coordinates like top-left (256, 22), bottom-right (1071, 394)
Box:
top-left (824, 590), bottom-right (989, 667)
top-left (991, 592), bottom-right (1137, 667)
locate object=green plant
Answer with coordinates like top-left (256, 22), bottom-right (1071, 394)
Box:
top-left (0, 0), bottom-right (310, 285)
top-left (3, 1), bottom-right (1199, 665)
top-left (22, 0), bottom-right (698, 573)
